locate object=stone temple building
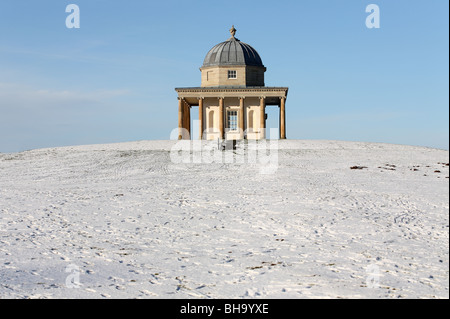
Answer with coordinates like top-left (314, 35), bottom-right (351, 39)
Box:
top-left (175, 26), bottom-right (288, 140)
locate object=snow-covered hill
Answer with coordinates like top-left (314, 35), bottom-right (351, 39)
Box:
top-left (0, 140), bottom-right (448, 298)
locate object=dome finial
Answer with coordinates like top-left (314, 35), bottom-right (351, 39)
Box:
top-left (229, 25), bottom-right (236, 38)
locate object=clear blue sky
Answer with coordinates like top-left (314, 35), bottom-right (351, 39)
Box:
top-left (0, 0), bottom-right (448, 152)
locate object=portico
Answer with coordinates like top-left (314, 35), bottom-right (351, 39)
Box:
top-left (175, 87), bottom-right (288, 140)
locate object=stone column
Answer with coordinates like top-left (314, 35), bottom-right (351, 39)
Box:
top-left (182, 102), bottom-right (188, 139)
top-left (182, 102), bottom-right (186, 132)
top-left (219, 97), bottom-right (224, 140)
top-left (239, 97), bottom-right (244, 139)
top-left (187, 104), bottom-right (191, 139)
top-left (198, 98), bottom-right (204, 140)
top-left (280, 97), bottom-right (286, 139)
top-left (181, 100), bottom-right (191, 140)
top-left (178, 98), bottom-right (183, 140)
top-left (259, 97), bottom-right (266, 139)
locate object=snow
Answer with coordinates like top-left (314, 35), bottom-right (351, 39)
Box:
top-left (0, 139), bottom-right (448, 299)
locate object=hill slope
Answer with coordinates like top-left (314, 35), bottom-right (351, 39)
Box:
top-left (0, 140), bottom-right (448, 298)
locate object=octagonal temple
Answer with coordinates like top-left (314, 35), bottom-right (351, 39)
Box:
top-left (175, 26), bottom-right (288, 140)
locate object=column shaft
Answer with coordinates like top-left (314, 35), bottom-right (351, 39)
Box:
top-left (182, 102), bottom-right (187, 139)
top-left (178, 98), bottom-right (183, 140)
top-left (239, 97), bottom-right (244, 139)
top-left (187, 104), bottom-right (191, 139)
top-left (280, 97), bottom-right (286, 139)
top-left (259, 97), bottom-right (266, 139)
top-left (219, 98), bottom-right (224, 140)
top-left (198, 98), bottom-right (203, 140)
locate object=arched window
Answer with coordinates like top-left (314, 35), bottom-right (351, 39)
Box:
top-left (227, 110), bottom-right (238, 131)
top-left (209, 110), bottom-right (215, 132)
top-left (248, 110), bottom-right (254, 132)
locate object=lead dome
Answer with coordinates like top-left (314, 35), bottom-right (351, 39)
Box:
top-left (202, 35), bottom-right (264, 68)
top-left (199, 26), bottom-right (266, 88)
